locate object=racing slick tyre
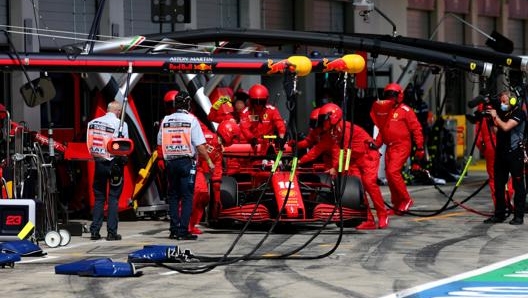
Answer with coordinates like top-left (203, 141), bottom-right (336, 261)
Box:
top-left (340, 175), bottom-right (364, 209)
top-left (220, 176), bottom-right (238, 209)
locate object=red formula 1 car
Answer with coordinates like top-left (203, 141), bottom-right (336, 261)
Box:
top-left (212, 141), bottom-right (367, 227)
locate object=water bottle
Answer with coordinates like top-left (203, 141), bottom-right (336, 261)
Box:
top-left (189, 161), bottom-right (197, 184)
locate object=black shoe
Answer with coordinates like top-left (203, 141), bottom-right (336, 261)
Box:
top-left (509, 218), bottom-right (524, 225)
top-left (483, 216), bottom-right (506, 224)
top-left (90, 233), bottom-right (101, 240)
top-left (106, 233), bottom-right (122, 241)
top-left (176, 233), bottom-right (198, 240)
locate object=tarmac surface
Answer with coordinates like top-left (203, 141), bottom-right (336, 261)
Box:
top-left (2, 167), bottom-right (528, 298)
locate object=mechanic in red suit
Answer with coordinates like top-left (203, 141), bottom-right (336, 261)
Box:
top-left (373, 83), bottom-right (425, 214)
top-left (295, 107), bottom-right (320, 150)
top-left (239, 84), bottom-right (287, 152)
top-left (188, 120), bottom-right (223, 234)
top-left (474, 103), bottom-right (512, 208)
top-left (297, 103), bottom-right (388, 229)
top-left (295, 107), bottom-right (335, 168)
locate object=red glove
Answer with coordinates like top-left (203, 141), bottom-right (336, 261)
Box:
top-left (415, 147), bottom-right (425, 160)
top-left (156, 145), bottom-right (163, 159)
top-left (157, 159), bottom-right (165, 171)
top-left (156, 145), bottom-right (165, 171)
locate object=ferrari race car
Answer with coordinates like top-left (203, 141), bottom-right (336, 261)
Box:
top-left (214, 141), bottom-right (367, 226)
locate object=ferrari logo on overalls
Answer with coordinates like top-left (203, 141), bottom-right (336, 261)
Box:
top-left (263, 113), bottom-right (268, 120)
top-left (507, 58), bottom-right (512, 66)
top-left (393, 112), bottom-right (398, 119)
top-left (470, 62), bottom-right (476, 71)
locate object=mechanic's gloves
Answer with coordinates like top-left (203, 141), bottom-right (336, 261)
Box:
top-left (206, 158), bottom-right (215, 172)
top-left (157, 159), bottom-right (166, 172)
top-left (415, 147), bottom-right (425, 160)
top-left (277, 137), bottom-right (286, 150)
top-left (250, 137), bottom-right (259, 147)
top-left (366, 140), bottom-right (378, 150)
top-left (156, 145), bottom-right (164, 159)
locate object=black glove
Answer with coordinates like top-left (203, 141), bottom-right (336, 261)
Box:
top-left (277, 137), bottom-right (286, 150)
top-left (250, 138), bottom-right (258, 147)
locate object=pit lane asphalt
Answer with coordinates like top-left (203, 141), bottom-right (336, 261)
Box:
top-left (3, 169), bottom-right (526, 298)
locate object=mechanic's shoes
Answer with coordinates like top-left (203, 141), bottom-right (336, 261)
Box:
top-left (387, 200), bottom-right (414, 216)
top-left (509, 217), bottom-right (524, 225)
top-left (106, 233), bottom-right (122, 241)
top-left (356, 220), bottom-right (377, 230)
top-left (399, 199), bottom-right (414, 213)
top-left (483, 215), bottom-right (506, 224)
top-left (177, 234), bottom-right (198, 240)
top-left (90, 233), bottom-right (101, 240)
top-left (377, 215), bottom-right (389, 229)
top-left (170, 233), bottom-right (198, 240)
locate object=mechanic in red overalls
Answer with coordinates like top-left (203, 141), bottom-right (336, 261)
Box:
top-left (294, 107), bottom-right (320, 150)
top-left (373, 83), bottom-right (425, 214)
top-left (294, 107), bottom-right (335, 168)
top-left (188, 119), bottom-right (236, 234)
top-left (295, 104), bottom-right (387, 229)
top-left (318, 103), bottom-right (388, 229)
top-left (240, 84), bottom-right (287, 152)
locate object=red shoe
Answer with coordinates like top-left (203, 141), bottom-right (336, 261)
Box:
top-left (356, 220), bottom-right (377, 230)
top-left (386, 208), bottom-right (403, 216)
top-left (378, 215), bottom-right (389, 229)
top-left (189, 227), bottom-right (203, 235)
top-left (398, 199), bottom-right (414, 212)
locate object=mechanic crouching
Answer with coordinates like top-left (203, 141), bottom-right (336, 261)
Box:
top-left (295, 103), bottom-right (388, 229)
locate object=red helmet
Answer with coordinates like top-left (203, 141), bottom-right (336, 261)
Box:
top-left (309, 108), bottom-right (320, 129)
top-left (164, 90), bottom-right (179, 108)
top-left (217, 119), bottom-right (241, 146)
top-left (248, 84), bottom-right (269, 107)
top-left (318, 103), bottom-right (342, 129)
top-left (383, 83), bottom-right (404, 103)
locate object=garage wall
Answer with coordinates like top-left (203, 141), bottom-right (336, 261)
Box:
top-left (0, 0), bottom-right (7, 44)
top-left (262, 0), bottom-right (293, 30)
top-left (38, 0), bottom-right (96, 49)
top-left (312, 0), bottom-right (344, 32)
